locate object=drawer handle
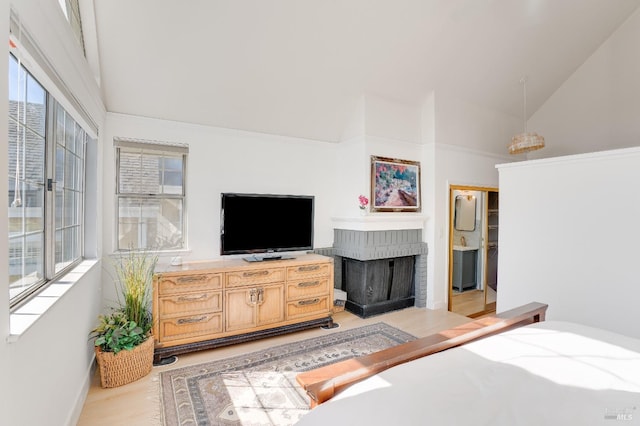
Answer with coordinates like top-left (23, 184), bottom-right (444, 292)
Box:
top-left (177, 315), bottom-right (208, 324)
top-left (243, 270), bottom-right (269, 277)
top-left (298, 281), bottom-right (320, 288)
top-left (298, 265), bottom-right (320, 272)
top-left (298, 298), bottom-right (320, 306)
top-left (177, 294), bottom-right (209, 302)
top-left (177, 275), bottom-right (208, 283)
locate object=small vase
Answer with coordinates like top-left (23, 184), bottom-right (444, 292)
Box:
top-left (359, 208), bottom-right (367, 216)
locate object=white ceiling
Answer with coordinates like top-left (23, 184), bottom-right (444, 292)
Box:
top-left (92, 0), bottom-right (640, 143)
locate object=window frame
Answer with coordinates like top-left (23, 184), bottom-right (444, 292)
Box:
top-left (50, 100), bottom-right (86, 276)
top-left (114, 139), bottom-right (188, 252)
top-left (8, 53), bottom-right (88, 309)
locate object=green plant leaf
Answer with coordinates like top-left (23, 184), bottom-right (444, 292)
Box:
top-left (90, 250), bottom-right (157, 353)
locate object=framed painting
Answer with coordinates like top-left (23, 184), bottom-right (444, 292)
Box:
top-left (370, 156), bottom-right (421, 212)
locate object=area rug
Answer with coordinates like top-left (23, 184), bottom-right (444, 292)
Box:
top-left (159, 322), bottom-right (415, 425)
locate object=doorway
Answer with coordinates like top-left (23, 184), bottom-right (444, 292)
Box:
top-left (448, 185), bottom-right (498, 317)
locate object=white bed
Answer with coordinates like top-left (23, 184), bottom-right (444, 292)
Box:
top-left (297, 321), bottom-right (640, 425)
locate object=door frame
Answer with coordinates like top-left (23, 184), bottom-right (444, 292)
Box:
top-left (447, 184), bottom-right (498, 317)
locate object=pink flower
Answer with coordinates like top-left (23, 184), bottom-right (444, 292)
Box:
top-left (358, 195), bottom-right (369, 209)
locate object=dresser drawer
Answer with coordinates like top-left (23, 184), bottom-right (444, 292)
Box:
top-left (157, 273), bottom-right (223, 295)
top-left (157, 291), bottom-right (222, 318)
top-left (157, 312), bottom-right (223, 343)
top-left (226, 268), bottom-right (285, 287)
top-left (286, 263), bottom-right (331, 280)
top-left (287, 277), bottom-right (331, 301)
top-left (286, 295), bottom-right (331, 320)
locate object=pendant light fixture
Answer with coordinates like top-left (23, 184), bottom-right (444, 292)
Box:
top-left (509, 76), bottom-right (545, 155)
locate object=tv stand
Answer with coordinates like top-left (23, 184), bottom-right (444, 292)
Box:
top-left (152, 254), bottom-right (334, 364)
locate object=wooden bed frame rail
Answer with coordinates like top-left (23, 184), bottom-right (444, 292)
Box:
top-left (296, 302), bottom-right (548, 407)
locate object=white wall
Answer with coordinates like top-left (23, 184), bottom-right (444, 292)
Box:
top-left (364, 94), bottom-right (422, 144)
top-left (7, 264), bottom-right (102, 426)
top-left (434, 91), bottom-right (521, 156)
top-left (102, 113), bottom-right (340, 266)
top-left (334, 94), bottom-right (425, 220)
top-left (426, 144), bottom-right (508, 309)
top-left (497, 147), bottom-right (640, 338)
top-left (497, 8), bottom-right (640, 335)
top-left (528, 8), bottom-right (640, 159)
top-left (334, 135), bottom-right (367, 219)
top-left (424, 92), bottom-right (517, 309)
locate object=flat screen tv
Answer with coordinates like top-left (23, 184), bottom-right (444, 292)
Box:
top-left (220, 193), bottom-right (314, 261)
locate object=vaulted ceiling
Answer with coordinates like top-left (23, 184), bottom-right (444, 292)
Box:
top-left (92, 0), bottom-right (640, 143)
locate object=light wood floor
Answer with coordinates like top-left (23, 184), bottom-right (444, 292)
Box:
top-left (77, 307), bottom-right (471, 425)
top-left (450, 287), bottom-right (497, 317)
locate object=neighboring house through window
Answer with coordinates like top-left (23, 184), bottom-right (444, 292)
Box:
top-left (114, 139), bottom-right (188, 251)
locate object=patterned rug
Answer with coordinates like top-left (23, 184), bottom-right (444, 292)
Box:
top-left (159, 322), bottom-right (415, 425)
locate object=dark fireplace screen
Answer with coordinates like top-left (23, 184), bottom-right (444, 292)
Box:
top-left (342, 256), bottom-right (415, 318)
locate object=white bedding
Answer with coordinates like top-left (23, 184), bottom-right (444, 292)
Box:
top-left (297, 321), bottom-right (640, 425)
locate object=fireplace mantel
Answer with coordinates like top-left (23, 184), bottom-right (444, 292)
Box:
top-left (331, 214), bottom-right (428, 231)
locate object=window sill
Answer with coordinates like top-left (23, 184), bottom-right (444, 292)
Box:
top-left (112, 248), bottom-right (192, 258)
top-left (7, 259), bottom-right (99, 342)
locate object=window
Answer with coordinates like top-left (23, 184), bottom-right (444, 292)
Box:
top-left (54, 102), bottom-right (86, 272)
top-left (58, 0), bottom-right (85, 55)
top-left (115, 139), bottom-right (187, 251)
top-left (8, 54), bottom-right (88, 306)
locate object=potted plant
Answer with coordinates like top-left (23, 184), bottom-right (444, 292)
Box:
top-left (91, 250), bottom-right (158, 388)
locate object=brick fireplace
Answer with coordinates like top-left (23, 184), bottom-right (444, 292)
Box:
top-left (316, 227), bottom-right (428, 318)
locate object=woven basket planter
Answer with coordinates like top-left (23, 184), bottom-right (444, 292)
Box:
top-left (95, 337), bottom-right (154, 388)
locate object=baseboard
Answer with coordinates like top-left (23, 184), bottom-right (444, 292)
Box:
top-left (65, 354), bottom-right (96, 426)
top-left (429, 300), bottom-right (447, 310)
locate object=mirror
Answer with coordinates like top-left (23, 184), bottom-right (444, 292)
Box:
top-left (454, 195), bottom-right (476, 231)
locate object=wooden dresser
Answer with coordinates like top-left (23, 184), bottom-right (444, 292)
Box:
top-left (152, 254), bottom-right (334, 363)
